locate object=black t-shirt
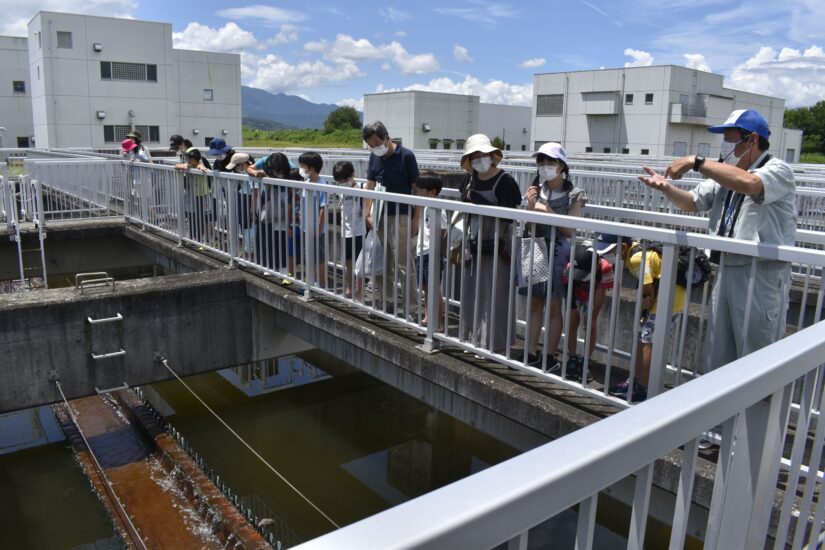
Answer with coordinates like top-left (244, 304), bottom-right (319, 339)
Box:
top-left (213, 149), bottom-right (236, 172)
top-left (367, 145), bottom-right (420, 215)
top-left (459, 170), bottom-right (521, 208)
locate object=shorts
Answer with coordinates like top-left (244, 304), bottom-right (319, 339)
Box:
top-left (415, 254), bottom-right (445, 286)
top-left (343, 235), bottom-right (364, 261)
top-left (570, 299), bottom-right (590, 319)
top-left (518, 237), bottom-right (570, 299)
top-left (639, 312), bottom-right (682, 344)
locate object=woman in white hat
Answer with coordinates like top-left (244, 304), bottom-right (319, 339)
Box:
top-left (458, 133), bottom-right (522, 352)
top-left (522, 142), bottom-right (586, 378)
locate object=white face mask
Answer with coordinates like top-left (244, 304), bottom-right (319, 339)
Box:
top-left (719, 139), bottom-right (741, 164)
top-left (370, 143), bottom-right (388, 157)
top-left (471, 157), bottom-right (492, 173)
top-left (538, 165), bottom-right (558, 182)
top-left (299, 168), bottom-right (309, 179)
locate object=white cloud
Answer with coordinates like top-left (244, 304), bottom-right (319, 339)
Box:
top-left (306, 34), bottom-right (439, 75)
top-left (519, 57), bottom-right (546, 69)
top-left (245, 53), bottom-right (364, 93)
top-left (624, 48), bottom-right (654, 67)
top-left (379, 7), bottom-right (411, 22)
top-left (395, 30), bottom-right (407, 37)
top-left (684, 53), bottom-right (711, 72)
top-left (579, 1), bottom-right (607, 18)
top-left (453, 44), bottom-right (473, 63)
top-left (172, 22), bottom-right (257, 53)
top-left (727, 45), bottom-right (825, 107)
top-left (216, 5), bottom-right (306, 26)
top-left (376, 75), bottom-right (533, 106)
top-left (381, 62), bottom-right (392, 71)
top-left (337, 97), bottom-right (364, 111)
top-left (2, 0), bottom-right (134, 36)
top-left (435, 1), bottom-right (520, 28)
top-left (267, 24), bottom-right (299, 46)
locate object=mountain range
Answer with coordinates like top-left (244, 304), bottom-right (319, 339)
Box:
top-left (241, 86), bottom-right (345, 130)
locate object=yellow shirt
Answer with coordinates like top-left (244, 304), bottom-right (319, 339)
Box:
top-left (626, 247), bottom-right (686, 314)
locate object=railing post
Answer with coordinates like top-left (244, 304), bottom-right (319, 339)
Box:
top-left (303, 188), bottom-right (315, 301)
top-left (176, 171), bottom-right (185, 246)
top-left (648, 242), bottom-right (678, 398)
top-left (227, 177), bottom-right (239, 267)
top-left (421, 206), bottom-right (440, 352)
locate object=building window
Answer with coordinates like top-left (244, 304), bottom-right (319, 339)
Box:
top-left (456, 139), bottom-right (466, 149)
top-left (12, 81), bottom-right (25, 93)
top-left (673, 141), bottom-right (687, 156)
top-left (698, 143), bottom-right (710, 157)
top-left (442, 139), bottom-right (453, 150)
top-left (645, 93), bottom-right (654, 105)
top-left (521, 144), bottom-right (526, 151)
top-left (100, 61), bottom-right (158, 82)
top-left (622, 148), bottom-right (630, 154)
top-left (203, 89), bottom-right (214, 101)
top-left (103, 125), bottom-right (160, 143)
top-left (536, 94), bottom-right (564, 116)
top-left (37, 32), bottom-right (41, 49)
top-left (641, 148), bottom-right (649, 155)
top-left (506, 144), bottom-right (511, 150)
top-left (17, 137), bottom-right (30, 148)
top-left (37, 66), bottom-right (40, 80)
top-left (429, 139), bottom-right (439, 149)
top-left (603, 147), bottom-right (611, 153)
top-left (204, 137), bottom-right (214, 147)
top-left (56, 31), bottom-right (73, 49)
top-left (625, 93), bottom-right (633, 105)
top-left (585, 146), bottom-right (593, 153)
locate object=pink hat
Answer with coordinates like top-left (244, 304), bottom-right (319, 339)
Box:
top-left (121, 138), bottom-right (138, 153)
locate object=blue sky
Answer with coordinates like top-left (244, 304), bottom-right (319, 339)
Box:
top-left (4, 0), bottom-right (824, 108)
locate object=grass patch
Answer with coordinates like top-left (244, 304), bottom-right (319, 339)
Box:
top-left (242, 127), bottom-right (362, 149)
top-left (800, 152), bottom-right (825, 164)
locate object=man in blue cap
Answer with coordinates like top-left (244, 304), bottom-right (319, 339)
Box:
top-left (638, 109), bottom-right (796, 370)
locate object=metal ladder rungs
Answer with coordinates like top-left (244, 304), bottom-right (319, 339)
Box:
top-left (91, 349), bottom-right (126, 361)
top-left (94, 382), bottom-right (129, 395)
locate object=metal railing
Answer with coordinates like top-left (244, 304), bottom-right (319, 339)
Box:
top-left (292, 321), bottom-right (825, 549)
top-left (25, 159), bottom-right (825, 406)
top-left (20, 156), bottom-right (825, 547)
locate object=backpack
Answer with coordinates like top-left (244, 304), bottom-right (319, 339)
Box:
top-left (630, 243), bottom-right (712, 288)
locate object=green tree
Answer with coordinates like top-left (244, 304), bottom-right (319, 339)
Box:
top-left (324, 106), bottom-right (362, 132)
top-left (491, 136), bottom-right (505, 149)
top-left (785, 100), bottom-right (825, 154)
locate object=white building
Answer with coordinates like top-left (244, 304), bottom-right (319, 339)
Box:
top-left (24, 11), bottom-right (241, 149)
top-left (363, 90), bottom-right (531, 152)
top-left (531, 65), bottom-right (802, 163)
top-left (0, 36), bottom-right (34, 148)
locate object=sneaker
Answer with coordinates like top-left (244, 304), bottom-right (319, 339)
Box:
top-left (609, 378), bottom-right (647, 402)
top-left (529, 355), bottom-right (561, 373)
top-left (564, 356), bottom-right (593, 384)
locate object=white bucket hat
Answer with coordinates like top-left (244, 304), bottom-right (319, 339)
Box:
top-left (532, 142), bottom-right (568, 167)
top-left (460, 133), bottom-right (503, 173)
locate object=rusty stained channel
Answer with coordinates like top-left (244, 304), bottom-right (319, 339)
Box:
top-left (52, 389), bottom-right (269, 550)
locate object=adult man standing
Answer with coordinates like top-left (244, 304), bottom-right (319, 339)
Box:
top-left (639, 109), bottom-right (796, 370)
top-left (362, 121), bottom-right (420, 313)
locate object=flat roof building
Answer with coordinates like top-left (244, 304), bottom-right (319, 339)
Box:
top-left (23, 11), bottom-right (241, 149)
top-left (0, 36), bottom-right (34, 148)
top-left (363, 90), bottom-right (531, 152)
top-left (531, 65), bottom-right (802, 163)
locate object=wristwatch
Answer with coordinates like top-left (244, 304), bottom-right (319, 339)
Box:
top-left (693, 155), bottom-right (705, 172)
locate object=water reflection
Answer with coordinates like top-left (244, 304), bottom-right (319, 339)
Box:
top-left (149, 351), bottom-right (532, 544)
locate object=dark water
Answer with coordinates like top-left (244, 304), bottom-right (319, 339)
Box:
top-left (0, 442), bottom-right (120, 549)
top-left (148, 350), bottom-right (549, 545)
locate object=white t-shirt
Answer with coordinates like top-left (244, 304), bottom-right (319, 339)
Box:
top-left (416, 207), bottom-right (451, 256)
top-left (338, 181), bottom-right (366, 238)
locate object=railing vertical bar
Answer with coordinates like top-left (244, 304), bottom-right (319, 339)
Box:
top-left (668, 437), bottom-right (699, 550)
top-left (575, 493), bottom-right (598, 550)
top-left (627, 463), bottom-right (654, 550)
top-left (791, 368), bottom-right (825, 549)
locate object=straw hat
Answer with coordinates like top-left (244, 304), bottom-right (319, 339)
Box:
top-left (460, 133), bottom-right (503, 173)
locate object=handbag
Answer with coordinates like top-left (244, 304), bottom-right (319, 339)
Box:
top-left (354, 230), bottom-right (384, 277)
top-left (440, 211), bottom-right (466, 266)
top-left (516, 236), bottom-right (550, 287)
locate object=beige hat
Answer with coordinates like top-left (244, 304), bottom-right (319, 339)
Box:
top-left (226, 152), bottom-right (251, 170)
top-left (460, 133), bottom-right (503, 173)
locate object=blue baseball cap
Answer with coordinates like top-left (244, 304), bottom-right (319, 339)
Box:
top-left (707, 109), bottom-right (770, 139)
top-left (207, 137), bottom-right (232, 155)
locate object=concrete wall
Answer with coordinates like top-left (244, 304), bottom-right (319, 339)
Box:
top-left (0, 36), bottom-right (34, 147)
top-left (479, 102), bottom-right (531, 152)
top-left (780, 128), bottom-right (803, 163)
top-left (25, 11), bottom-right (241, 149)
top-left (532, 65), bottom-right (789, 159)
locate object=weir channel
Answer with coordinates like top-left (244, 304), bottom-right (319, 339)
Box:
top-left (0, 219), bottom-right (718, 547)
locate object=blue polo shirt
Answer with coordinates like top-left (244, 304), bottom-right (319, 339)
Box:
top-left (367, 144), bottom-right (420, 215)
